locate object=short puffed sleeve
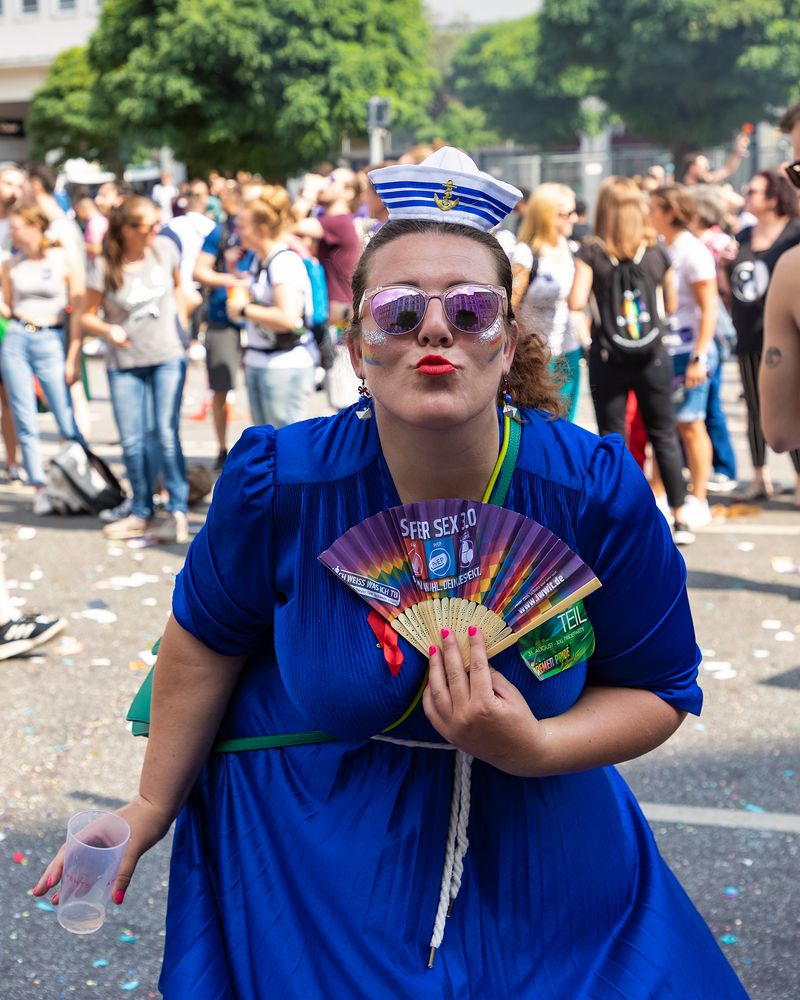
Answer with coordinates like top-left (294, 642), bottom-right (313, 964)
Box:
top-left (575, 435), bottom-right (702, 714)
top-left (172, 426), bottom-right (277, 655)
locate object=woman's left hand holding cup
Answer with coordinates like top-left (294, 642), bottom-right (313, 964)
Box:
top-left (422, 627), bottom-right (546, 776)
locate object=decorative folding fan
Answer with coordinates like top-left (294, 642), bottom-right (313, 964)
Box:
top-left (319, 500), bottom-right (601, 665)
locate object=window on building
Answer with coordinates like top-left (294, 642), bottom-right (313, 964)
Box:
top-left (21, 0), bottom-right (38, 13)
top-left (58, 0), bottom-right (76, 9)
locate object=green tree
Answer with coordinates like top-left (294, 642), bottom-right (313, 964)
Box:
top-left (29, 0), bottom-right (438, 176)
top-left (448, 15), bottom-right (591, 148)
top-left (26, 47), bottom-right (121, 167)
top-left (537, 0), bottom-right (800, 162)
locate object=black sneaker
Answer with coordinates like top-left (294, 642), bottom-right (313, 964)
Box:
top-left (214, 448), bottom-right (228, 472)
top-left (0, 615), bottom-right (67, 660)
top-left (673, 522), bottom-right (696, 547)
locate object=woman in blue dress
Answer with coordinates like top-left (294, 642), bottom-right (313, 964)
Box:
top-left (36, 150), bottom-right (746, 999)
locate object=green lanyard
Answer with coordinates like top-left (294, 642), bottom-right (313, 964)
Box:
top-left (128, 415), bottom-right (522, 752)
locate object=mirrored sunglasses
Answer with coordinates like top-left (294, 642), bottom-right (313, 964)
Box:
top-left (360, 284), bottom-right (507, 336)
top-left (786, 160), bottom-right (800, 191)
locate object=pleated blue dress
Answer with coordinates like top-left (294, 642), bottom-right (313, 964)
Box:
top-left (162, 406), bottom-right (747, 999)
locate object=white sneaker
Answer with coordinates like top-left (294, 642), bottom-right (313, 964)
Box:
top-left (673, 522), bottom-right (696, 546)
top-left (682, 495), bottom-right (712, 530)
top-left (32, 491), bottom-right (54, 516)
top-left (654, 494), bottom-right (674, 526)
top-left (706, 473), bottom-right (738, 495)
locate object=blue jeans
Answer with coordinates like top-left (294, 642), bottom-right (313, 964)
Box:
top-left (0, 321), bottom-right (83, 486)
top-left (705, 344), bottom-right (736, 480)
top-left (108, 360), bottom-right (188, 518)
top-left (671, 339), bottom-right (720, 424)
top-left (245, 364), bottom-right (314, 427)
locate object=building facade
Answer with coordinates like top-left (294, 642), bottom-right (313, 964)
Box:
top-left (0, 0), bottom-right (100, 162)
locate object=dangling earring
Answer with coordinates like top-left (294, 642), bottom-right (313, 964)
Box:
top-left (500, 375), bottom-right (518, 418)
top-left (356, 379), bottom-right (373, 420)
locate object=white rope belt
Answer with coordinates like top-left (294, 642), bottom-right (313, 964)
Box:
top-left (372, 736), bottom-right (474, 968)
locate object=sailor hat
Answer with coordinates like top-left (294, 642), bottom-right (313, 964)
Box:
top-left (368, 147), bottom-right (523, 232)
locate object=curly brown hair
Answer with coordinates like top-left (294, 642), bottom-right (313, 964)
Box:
top-left (346, 220), bottom-right (562, 416)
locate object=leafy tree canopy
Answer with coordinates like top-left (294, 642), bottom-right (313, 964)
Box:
top-left (29, 0), bottom-right (438, 176)
top-left (448, 15), bottom-right (591, 148)
top-left (537, 0), bottom-right (800, 158)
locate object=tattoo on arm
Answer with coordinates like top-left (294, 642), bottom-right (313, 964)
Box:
top-left (764, 346), bottom-right (783, 369)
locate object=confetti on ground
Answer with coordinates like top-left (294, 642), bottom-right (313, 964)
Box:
top-left (55, 636), bottom-right (85, 656)
top-left (712, 669), bottom-right (737, 680)
top-left (723, 887), bottom-right (740, 896)
top-left (12, 851), bottom-right (26, 864)
top-left (736, 542), bottom-right (755, 552)
top-left (29, 569), bottom-right (44, 581)
top-left (35, 901), bottom-right (56, 912)
top-left (772, 556), bottom-right (800, 574)
top-left (141, 597), bottom-right (158, 607)
top-left (97, 573), bottom-right (160, 590)
top-left (703, 661), bottom-right (732, 672)
top-left (120, 982), bottom-right (140, 992)
top-left (752, 649), bottom-right (770, 659)
top-left (761, 619), bottom-right (781, 630)
top-left (118, 930), bottom-right (138, 943)
top-left (743, 803), bottom-right (764, 813)
top-left (92, 960), bottom-right (109, 969)
top-left (90, 658), bottom-right (112, 667)
top-left (720, 934), bottom-right (738, 945)
top-left (128, 660), bottom-right (148, 671)
top-left (775, 631), bottom-right (795, 642)
top-left (700, 648), bottom-right (716, 658)
top-left (78, 609), bottom-right (118, 625)
top-left (16, 527), bottom-right (36, 541)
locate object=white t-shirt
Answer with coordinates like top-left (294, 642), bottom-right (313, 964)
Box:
top-left (245, 245), bottom-right (314, 371)
top-left (512, 240), bottom-right (580, 356)
top-left (165, 212), bottom-right (216, 291)
top-left (665, 230), bottom-right (716, 354)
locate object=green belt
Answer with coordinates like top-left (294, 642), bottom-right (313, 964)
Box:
top-left (127, 414), bottom-right (522, 752)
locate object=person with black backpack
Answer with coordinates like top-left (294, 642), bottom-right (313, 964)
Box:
top-left (569, 177), bottom-right (695, 546)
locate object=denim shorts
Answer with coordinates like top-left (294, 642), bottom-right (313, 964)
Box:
top-left (671, 338), bottom-right (719, 423)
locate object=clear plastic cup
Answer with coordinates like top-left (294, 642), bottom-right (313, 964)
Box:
top-left (57, 810), bottom-right (130, 934)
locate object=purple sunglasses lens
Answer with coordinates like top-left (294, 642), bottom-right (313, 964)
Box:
top-left (371, 288), bottom-right (426, 334)
top-left (444, 286), bottom-right (500, 332)
top-left (370, 285), bottom-right (501, 335)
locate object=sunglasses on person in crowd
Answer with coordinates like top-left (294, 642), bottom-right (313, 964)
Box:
top-left (785, 160), bottom-right (800, 190)
top-left (127, 221), bottom-right (160, 234)
top-left (359, 284), bottom-right (508, 336)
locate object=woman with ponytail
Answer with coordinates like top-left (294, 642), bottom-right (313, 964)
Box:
top-left (82, 196), bottom-right (189, 543)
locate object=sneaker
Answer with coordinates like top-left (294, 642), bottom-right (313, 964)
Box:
top-left (673, 522), bottom-right (696, 546)
top-left (214, 448), bottom-right (228, 472)
top-left (654, 493), bottom-right (674, 526)
top-left (0, 614), bottom-right (66, 660)
top-left (151, 511), bottom-right (189, 544)
top-left (706, 473), bottom-right (738, 495)
top-left (6, 464), bottom-right (24, 482)
top-left (102, 514), bottom-right (150, 540)
top-left (682, 495), bottom-right (713, 530)
top-left (32, 491), bottom-right (54, 516)
top-left (99, 497), bottom-right (132, 523)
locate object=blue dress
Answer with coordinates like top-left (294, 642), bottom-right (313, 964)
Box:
top-left (162, 406), bottom-right (746, 999)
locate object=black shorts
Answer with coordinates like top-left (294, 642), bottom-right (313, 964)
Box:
top-left (204, 324), bottom-right (241, 393)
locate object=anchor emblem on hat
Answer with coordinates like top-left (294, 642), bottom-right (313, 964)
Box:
top-left (433, 179), bottom-right (460, 212)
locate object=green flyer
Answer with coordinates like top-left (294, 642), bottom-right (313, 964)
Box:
top-left (518, 600), bottom-right (595, 681)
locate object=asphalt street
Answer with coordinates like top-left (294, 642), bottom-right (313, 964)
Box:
top-left (0, 356), bottom-right (797, 999)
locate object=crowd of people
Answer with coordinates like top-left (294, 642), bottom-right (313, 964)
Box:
top-left (1, 121), bottom-right (799, 556)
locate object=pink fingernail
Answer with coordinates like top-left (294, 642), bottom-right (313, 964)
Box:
top-left (114, 889), bottom-right (125, 905)
top-left (441, 628), bottom-right (449, 639)
top-left (428, 645), bottom-right (437, 656)
top-left (468, 626), bottom-right (477, 637)
top-left (46, 875), bottom-right (53, 889)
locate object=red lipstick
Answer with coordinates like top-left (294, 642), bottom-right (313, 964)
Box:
top-left (416, 354), bottom-right (455, 376)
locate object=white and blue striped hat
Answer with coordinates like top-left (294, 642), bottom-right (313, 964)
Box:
top-left (368, 147), bottom-right (523, 232)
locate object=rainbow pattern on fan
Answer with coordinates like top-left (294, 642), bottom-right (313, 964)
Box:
top-left (319, 500), bottom-right (601, 661)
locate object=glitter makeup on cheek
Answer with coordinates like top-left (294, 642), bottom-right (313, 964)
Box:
top-left (362, 327), bottom-right (388, 347)
top-left (487, 342), bottom-right (503, 364)
top-left (478, 316), bottom-right (503, 344)
top-left (361, 329), bottom-right (386, 366)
